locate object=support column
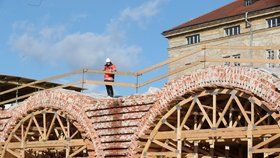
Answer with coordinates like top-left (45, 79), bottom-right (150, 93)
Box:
top-left (210, 140), bottom-right (215, 158)
top-left (225, 145), bottom-right (230, 158)
top-left (177, 105), bottom-right (182, 158)
top-left (212, 93), bottom-right (217, 129)
top-left (248, 136), bottom-right (253, 158)
top-left (194, 141), bottom-right (199, 158)
top-left (21, 123), bottom-right (25, 158)
top-left (248, 100), bottom-right (254, 158)
top-left (263, 137), bottom-right (269, 158)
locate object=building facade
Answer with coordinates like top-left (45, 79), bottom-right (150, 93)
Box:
top-left (163, 0), bottom-right (280, 79)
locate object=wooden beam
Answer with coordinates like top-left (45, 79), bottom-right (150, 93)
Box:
top-left (234, 96), bottom-right (251, 125)
top-left (138, 61), bottom-right (201, 88)
top-left (152, 140), bottom-right (177, 152)
top-left (153, 125), bottom-right (280, 141)
top-left (85, 80), bottom-right (136, 88)
top-left (46, 113), bottom-right (57, 140)
top-left (86, 69), bottom-right (136, 77)
top-left (253, 148), bottom-right (280, 154)
top-left (253, 133), bottom-right (280, 150)
top-left (205, 45), bottom-right (280, 51)
top-left (196, 98), bottom-right (213, 128)
top-left (0, 69), bottom-right (83, 96)
top-left (146, 152), bottom-right (177, 157)
top-left (6, 139), bottom-right (85, 149)
top-left (216, 96), bottom-right (234, 127)
top-left (137, 47), bottom-right (203, 75)
top-left (69, 145), bottom-right (87, 157)
top-left (205, 57), bottom-right (280, 64)
top-left (32, 116), bottom-right (44, 138)
top-left (0, 81), bottom-right (81, 106)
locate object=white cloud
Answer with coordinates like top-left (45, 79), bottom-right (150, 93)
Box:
top-left (119, 0), bottom-right (165, 24)
top-left (10, 28), bottom-right (140, 69)
top-left (9, 0), bottom-right (167, 70)
top-left (71, 13), bottom-right (88, 22)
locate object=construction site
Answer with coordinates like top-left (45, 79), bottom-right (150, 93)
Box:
top-left (1, 0), bottom-right (280, 157)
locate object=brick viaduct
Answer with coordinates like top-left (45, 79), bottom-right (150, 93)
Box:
top-left (0, 66), bottom-right (280, 157)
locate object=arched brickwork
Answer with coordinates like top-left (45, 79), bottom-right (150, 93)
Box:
top-left (1, 90), bottom-right (104, 158)
top-left (128, 66), bottom-right (280, 157)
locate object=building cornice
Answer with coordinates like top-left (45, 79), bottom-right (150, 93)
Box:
top-left (163, 6), bottom-right (280, 38)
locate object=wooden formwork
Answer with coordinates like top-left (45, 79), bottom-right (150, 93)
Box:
top-left (139, 88), bottom-right (280, 158)
top-left (0, 109), bottom-right (92, 158)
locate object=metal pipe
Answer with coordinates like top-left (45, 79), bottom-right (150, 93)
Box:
top-left (245, 12), bottom-right (254, 66)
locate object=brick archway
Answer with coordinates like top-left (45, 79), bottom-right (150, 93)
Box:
top-left (1, 90), bottom-right (103, 158)
top-left (128, 66), bottom-right (280, 157)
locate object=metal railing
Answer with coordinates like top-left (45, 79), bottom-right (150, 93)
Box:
top-left (1, 45), bottom-right (280, 106)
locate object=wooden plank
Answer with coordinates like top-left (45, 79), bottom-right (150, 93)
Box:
top-left (137, 47), bottom-right (203, 75)
top-left (205, 57), bottom-right (280, 64)
top-left (152, 139), bottom-right (177, 152)
top-left (196, 98), bottom-right (213, 128)
top-left (253, 148), bottom-right (280, 154)
top-left (0, 81), bottom-right (81, 106)
top-left (255, 113), bottom-right (270, 126)
top-left (138, 61), bottom-right (201, 88)
top-left (180, 100), bottom-right (195, 128)
top-left (234, 96), bottom-right (251, 125)
top-left (0, 69), bottom-right (83, 96)
top-left (6, 148), bottom-right (20, 158)
top-left (69, 145), bottom-right (87, 157)
top-left (205, 45), bottom-right (280, 50)
top-left (56, 115), bottom-right (67, 137)
top-left (85, 80), bottom-right (136, 88)
top-left (7, 139), bottom-right (85, 149)
top-left (46, 113), bottom-right (57, 140)
top-left (86, 69), bottom-right (137, 77)
top-left (253, 133), bottom-right (280, 150)
top-left (32, 116), bottom-right (44, 138)
top-left (0, 80), bottom-right (44, 90)
top-left (213, 94), bottom-right (217, 128)
top-left (154, 125), bottom-right (280, 141)
top-left (147, 152), bottom-right (177, 157)
top-left (216, 96), bottom-right (233, 127)
top-left (24, 118), bottom-right (33, 141)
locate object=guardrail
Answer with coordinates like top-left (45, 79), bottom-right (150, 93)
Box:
top-left (1, 45), bottom-right (280, 106)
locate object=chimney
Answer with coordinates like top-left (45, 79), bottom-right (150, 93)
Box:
top-left (244, 0), bottom-right (260, 6)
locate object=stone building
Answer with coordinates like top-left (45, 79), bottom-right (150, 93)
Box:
top-left (162, 0), bottom-right (280, 78)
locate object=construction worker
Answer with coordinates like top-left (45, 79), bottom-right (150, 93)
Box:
top-left (103, 58), bottom-right (116, 97)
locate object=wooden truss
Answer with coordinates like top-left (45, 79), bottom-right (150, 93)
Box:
top-left (1, 109), bottom-right (89, 158)
top-left (140, 88), bottom-right (280, 158)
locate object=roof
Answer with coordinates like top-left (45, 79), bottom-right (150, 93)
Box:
top-left (0, 74), bottom-right (83, 106)
top-left (163, 0), bottom-right (280, 36)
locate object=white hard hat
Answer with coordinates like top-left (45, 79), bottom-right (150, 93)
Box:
top-left (106, 58), bottom-right (111, 63)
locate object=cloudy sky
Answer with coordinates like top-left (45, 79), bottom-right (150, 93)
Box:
top-left (0, 0), bottom-right (232, 95)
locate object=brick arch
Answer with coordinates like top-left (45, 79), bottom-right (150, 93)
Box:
top-left (2, 90), bottom-right (104, 158)
top-left (128, 66), bottom-right (280, 157)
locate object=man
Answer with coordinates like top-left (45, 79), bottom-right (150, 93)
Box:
top-left (103, 58), bottom-right (116, 97)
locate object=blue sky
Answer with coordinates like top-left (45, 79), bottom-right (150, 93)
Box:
top-left (0, 0), bottom-right (232, 95)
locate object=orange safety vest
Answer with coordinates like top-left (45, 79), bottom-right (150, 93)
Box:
top-left (104, 64), bottom-right (116, 81)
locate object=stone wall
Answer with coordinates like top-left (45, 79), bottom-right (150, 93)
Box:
top-left (166, 12), bottom-right (280, 80)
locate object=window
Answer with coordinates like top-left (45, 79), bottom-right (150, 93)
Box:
top-left (223, 56), bottom-right (231, 66)
top-left (267, 50), bottom-right (278, 68)
top-left (224, 26), bottom-right (240, 36)
top-left (233, 54), bottom-right (241, 66)
top-left (267, 17), bottom-right (280, 28)
top-left (186, 34), bottom-right (200, 45)
top-left (244, 0), bottom-right (253, 6)
top-left (223, 54), bottom-right (241, 66)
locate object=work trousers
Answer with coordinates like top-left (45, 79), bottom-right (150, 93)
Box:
top-left (105, 80), bottom-right (114, 97)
